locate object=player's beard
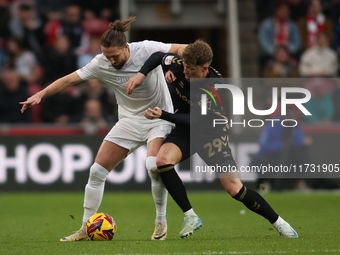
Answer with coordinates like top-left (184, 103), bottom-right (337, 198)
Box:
top-left (112, 51), bottom-right (128, 70)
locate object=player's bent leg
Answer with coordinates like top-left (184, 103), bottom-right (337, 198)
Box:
top-left (60, 141), bottom-right (129, 242)
top-left (147, 137), bottom-right (165, 157)
top-left (219, 177), bottom-right (243, 197)
top-left (147, 138), bottom-right (168, 240)
top-left (157, 143), bottom-right (202, 238)
top-left (82, 163), bottom-right (110, 228)
top-left (60, 162), bottom-right (110, 242)
top-left (157, 144), bottom-right (191, 213)
top-left (222, 177), bottom-right (298, 238)
top-left (220, 176), bottom-right (278, 222)
top-left (155, 143), bottom-right (182, 167)
top-left (231, 183), bottom-right (279, 224)
top-left (95, 140), bottom-right (130, 171)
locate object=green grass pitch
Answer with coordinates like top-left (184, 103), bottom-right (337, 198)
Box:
top-left (1, 191), bottom-right (340, 254)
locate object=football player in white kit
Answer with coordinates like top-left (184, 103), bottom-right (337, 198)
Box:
top-left (20, 16), bottom-right (187, 241)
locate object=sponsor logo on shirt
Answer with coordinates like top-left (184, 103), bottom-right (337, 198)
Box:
top-left (164, 56), bottom-right (174, 65)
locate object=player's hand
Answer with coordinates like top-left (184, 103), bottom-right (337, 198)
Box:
top-left (143, 107), bottom-right (162, 119)
top-left (19, 92), bottom-right (43, 113)
top-left (126, 72), bottom-right (145, 95)
top-left (165, 70), bottom-right (176, 83)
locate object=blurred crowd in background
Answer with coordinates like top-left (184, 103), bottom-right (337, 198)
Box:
top-left (253, 0), bottom-right (340, 190)
top-left (0, 0), bottom-right (340, 127)
top-left (256, 0), bottom-right (340, 125)
top-left (0, 0), bottom-right (119, 126)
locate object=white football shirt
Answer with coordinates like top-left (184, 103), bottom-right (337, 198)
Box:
top-left (76, 40), bottom-right (174, 124)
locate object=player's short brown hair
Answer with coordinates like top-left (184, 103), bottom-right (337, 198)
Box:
top-left (182, 39), bottom-right (213, 66)
top-left (101, 16), bottom-right (136, 48)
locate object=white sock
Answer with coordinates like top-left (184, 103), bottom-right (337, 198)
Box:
top-left (272, 216), bottom-right (285, 228)
top-left (81, 163), bottom-right (109, 231)
top-left (184, 208), bottom-right (197, 216)
top-left (146, 156), bottom-right (167, 224)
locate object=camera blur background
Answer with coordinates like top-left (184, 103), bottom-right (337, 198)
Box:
top-left (0, 0), bottom-right (339, 192)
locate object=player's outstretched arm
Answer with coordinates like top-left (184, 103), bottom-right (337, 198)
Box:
top-left (20, 71), bottom-right (82, 113)
top-left (169, 44), bottom-right (188, 56)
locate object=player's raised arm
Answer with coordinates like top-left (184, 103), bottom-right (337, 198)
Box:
top-left (20, 71), bottom-right (82, 113)
top-left (169, 44), bottom-right (188, 56)
top-left (126, 51), bottom-right (167, 95)
top-left (126, 44), bottom-right (187, 95)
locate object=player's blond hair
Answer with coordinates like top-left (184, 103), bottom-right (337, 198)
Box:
top-left (182, 39), bottom-right (213, 66)
top-left (101, 16), bottom-right (136, 48)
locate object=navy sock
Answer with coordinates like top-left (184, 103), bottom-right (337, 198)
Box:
top-left (158, 164), bottom-right (192, 212)
top-left (233, 185), bottom-right (279, 224)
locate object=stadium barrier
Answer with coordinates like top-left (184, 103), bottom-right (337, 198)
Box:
top-left (0, 125), bottom-right (339, 191)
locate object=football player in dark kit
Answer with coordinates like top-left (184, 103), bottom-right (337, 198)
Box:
top-left (126, 40), bottom-right (298, 240)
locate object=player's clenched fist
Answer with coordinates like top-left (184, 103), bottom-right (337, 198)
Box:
top-left (20, 92), bottom-right (43, 113)
top-left (126, 72), bottom-right (146, 95)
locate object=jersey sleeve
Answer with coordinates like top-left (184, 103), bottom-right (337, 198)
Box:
top-left (141, 40), bottom-right (172, 59)
top-left (165, 55), bottom-right (184, 75)
top-left (160, 110), bottom-right (190, 127)
top-left (76, 55), bottom-right (100, 80)
top-left (139, 52), bottom-right (182, 76)
top-left (160, 104), bottom-right (203, 128)
top-left (139, 52), bottom-right (168, 76)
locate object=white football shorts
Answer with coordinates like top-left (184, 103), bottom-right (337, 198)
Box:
top-left (104, 118), bottom-right (173, 153)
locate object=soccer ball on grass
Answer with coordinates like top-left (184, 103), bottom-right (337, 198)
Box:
top-left (86, 212), bottom-right (117, 241)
